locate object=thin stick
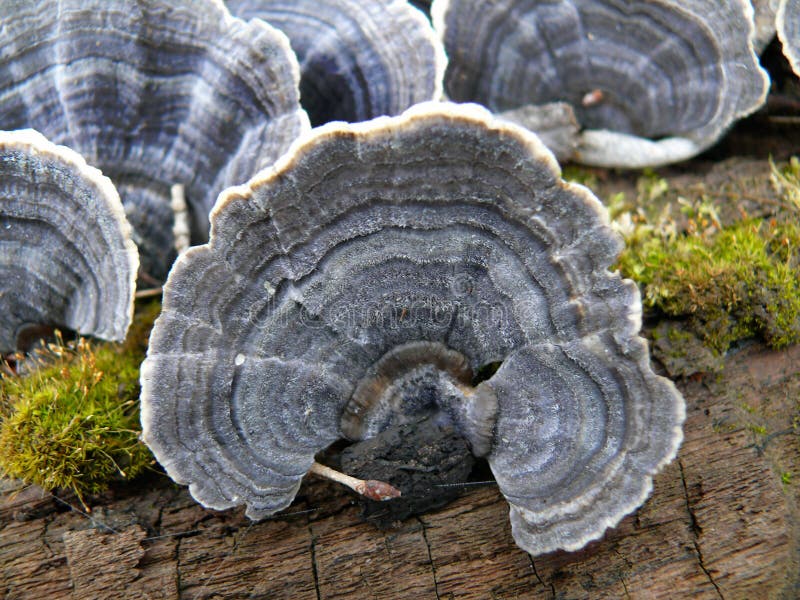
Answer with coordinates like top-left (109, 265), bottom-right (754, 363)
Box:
top-left (135, 287), bottom-right (163, 299)
top-left (309, 461), bottom-right (401, 501)
top-left (768, 116), bottom-right (800, 125)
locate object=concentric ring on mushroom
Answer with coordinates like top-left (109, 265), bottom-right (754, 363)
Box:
top-left (141, 102), bottom-right (684, 556)
top-left (0, 0), bottom-right (309, 281)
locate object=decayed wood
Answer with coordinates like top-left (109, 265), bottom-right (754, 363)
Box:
top-left (1, 342), bottom-right (799, 599)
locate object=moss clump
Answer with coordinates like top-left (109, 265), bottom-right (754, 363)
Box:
top-left (0, 301), bottom-right (160, 505)
top-left (618, 218), bottom-right (800, 356)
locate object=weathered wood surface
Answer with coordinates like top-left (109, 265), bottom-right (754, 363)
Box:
top-left (2, 342), bottom-right (799, 599)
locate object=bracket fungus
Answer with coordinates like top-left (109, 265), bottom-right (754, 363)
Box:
top-left (141, 102), bottom-right (685, 555)
top-left (778, 0), bottom-right (800, 75)
top-left (225, 0), bottom-right (445, 126)
top-left (431, 0), bottom-right (769, 168)
top-left (0, 129), bottom-right (137, 354)
top-left (0, 0), bottom-right (309, 280)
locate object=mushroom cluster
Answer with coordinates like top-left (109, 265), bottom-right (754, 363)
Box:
top-left (0, 0), bottom-right (308, 280)
top-left (141, 103), bottom-right (685, 555)
top-left (12, 0), bottom-right (795, 560)
top-left (432, 0), bottom-right (769, 167)
top-left (0, 129), bottom-right (137, 354)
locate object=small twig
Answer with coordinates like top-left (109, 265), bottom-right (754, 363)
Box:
top-left (309, 461), bottom-right (401, 501)
top-left (135, 287), bottom-right (163, 300)
top-left (171, 183), bottom-right (190, 255)
top-left (767, 116), bottom-right (800, 125)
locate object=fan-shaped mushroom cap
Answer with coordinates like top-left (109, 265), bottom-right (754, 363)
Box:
top-left (225, 0), bottom-right (445, 125)
top-left (778, 0), bottom-right (800, 75)
top-left (141, 102), bottom-right (684, 555)
top-left (0, 0), bottom-right (309, 280)
top-left (0, 129), bottom-right (137, 354)
top-left (432, 0), bottom-right (769, 168)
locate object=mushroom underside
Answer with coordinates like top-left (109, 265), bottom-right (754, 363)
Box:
top-left (0, 0), bottom-right (308, 280)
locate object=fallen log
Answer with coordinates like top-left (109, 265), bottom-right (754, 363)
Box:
top-left (2, 342), bottom-right (799, 599)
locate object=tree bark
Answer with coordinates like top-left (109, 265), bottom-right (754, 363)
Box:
top-left (2, 342), bottom-right (799, 599)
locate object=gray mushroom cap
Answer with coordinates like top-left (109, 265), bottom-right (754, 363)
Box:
top-left (0, 129), bottom-right (138, 354)
top-left (225, 0), bottom-right (445, 126)
top-left (778, 0), bottom-right (800, 75)
top-left (432, 0), bottom-right (769, 168)
top-left (0, 0), bottom-right (309, 280)
top-left (140, 102), bottom-right (684, 555)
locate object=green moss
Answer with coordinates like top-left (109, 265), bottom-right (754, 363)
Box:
top-left (747, 423), bottom-right (768, 436)
top-left (636, 168), bottom-right (669, 204)
top-left (741, 403), bottom-right (756, 415)
top-left (782, 471), bottom-right (792, 485)
top-left (0, 301), bottom-right (160, 505)
top-left (618, 218), bottom-right (800, 357)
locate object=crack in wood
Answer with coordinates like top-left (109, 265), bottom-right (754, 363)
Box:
top-left (693, 540), bottom-right (724, 600)
top-left (174, 533), bottom-right (183, 597)
top-left (153, 502), bottom-right (166, 537)
top-left (307, 523), bottom-right (321, 600)
top-left (527, 554), bottom-right (555, 598)
top-left (619, 571), bottom-right (631, 600)
top-left (416, 517), bottom-right (441, 600)
top-left (612, 548), bottom-right (633, 600)
top-left (679, 459), bottom-right (724, 600)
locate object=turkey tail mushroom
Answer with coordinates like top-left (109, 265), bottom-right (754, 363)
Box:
top-left (0, 0), bottom-right (309, 280)
top-left (225, 0), bottom-right (446, 126)
top-left (0, 129), bottom-right (137, 354)
top-left (140, 102), bottom-right (684, 556)
top-left (432, 0), bottom-right (769, 168)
